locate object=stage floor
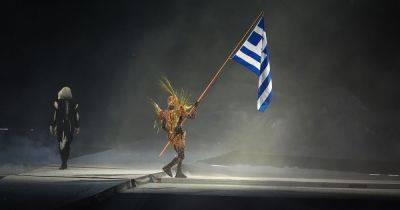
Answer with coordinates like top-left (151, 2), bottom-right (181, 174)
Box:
top-left (128, 176), bottom-right (400, 197)
top-left (0, 165), bottom-right (157, 210)
top-left (1, 148), bottom-right (400, 210)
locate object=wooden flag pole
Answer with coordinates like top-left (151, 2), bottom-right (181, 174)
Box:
top-left (196, 11), bottom-right (264, 104)
top-left (159, 11), bottom-right (264, 157)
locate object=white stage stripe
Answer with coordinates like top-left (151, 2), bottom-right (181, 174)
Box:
top-left (235, 50), bottom-right (260, 69)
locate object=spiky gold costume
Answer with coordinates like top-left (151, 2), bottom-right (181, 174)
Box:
top-left (151, 78), bottom-right (197, 178)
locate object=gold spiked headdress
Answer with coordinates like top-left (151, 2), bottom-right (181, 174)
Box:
top-left (150, 77), bottom-right (194, 133)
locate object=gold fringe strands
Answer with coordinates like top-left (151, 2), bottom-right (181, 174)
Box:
top-left (151, 77), bottom-right (194, 134)
top-left (148, 98), bottom-right (162, 133)
top-left (159, 77), bottom-right (193, 110)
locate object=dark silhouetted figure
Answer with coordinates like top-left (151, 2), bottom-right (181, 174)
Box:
top-left (50, 87), bottom-right (80, 170)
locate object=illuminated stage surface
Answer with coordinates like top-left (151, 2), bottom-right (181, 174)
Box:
top-left (1, 147), bottom-right (400, 210)
top-left (124, 175), bottom-right (400, 202)
top-left (0, 166), bottom-right (161, 210)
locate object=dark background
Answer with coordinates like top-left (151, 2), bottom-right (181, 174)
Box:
top-left (1, 0), bottom-right (400, 163)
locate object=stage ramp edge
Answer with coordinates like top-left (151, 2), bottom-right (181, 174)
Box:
top-left (59, 171), bottom-right (166, 209)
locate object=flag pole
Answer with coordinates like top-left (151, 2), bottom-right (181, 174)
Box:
top-left (159, 11), bottom-right (264, 157)
top-left (196, 11), bottom-right (264, 103)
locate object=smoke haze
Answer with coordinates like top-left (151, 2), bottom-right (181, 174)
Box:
top-left (1, 0), bottom-right (400, 168)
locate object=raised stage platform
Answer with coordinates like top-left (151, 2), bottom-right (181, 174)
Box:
top-left (1, 148), bottom-right (400, 210)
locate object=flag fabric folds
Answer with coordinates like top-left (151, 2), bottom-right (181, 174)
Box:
top-left (232, 17), bottom-right (272, 112)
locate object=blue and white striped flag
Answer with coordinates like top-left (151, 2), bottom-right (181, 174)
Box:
top-left (232, 17), bottom-right (272, 112)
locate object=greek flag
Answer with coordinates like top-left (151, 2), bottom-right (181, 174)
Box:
top-left (232, 17), bottom-right (272, 112)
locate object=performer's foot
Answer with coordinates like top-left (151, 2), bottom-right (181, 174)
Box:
top-left (175, 171), bottom-right (187, 178)
top-left (163, 166), bottom-right (173, 177)
top-left (59, 163), bottom-right (67, 170)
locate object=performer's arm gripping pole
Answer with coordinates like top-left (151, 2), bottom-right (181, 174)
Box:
top-left (159, 11), bottom-right (264, 157)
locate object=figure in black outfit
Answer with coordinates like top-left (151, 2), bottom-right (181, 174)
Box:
top-left (50, 87), bottom-right (80, 170)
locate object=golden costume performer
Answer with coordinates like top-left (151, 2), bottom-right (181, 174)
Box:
top-left (151, 78), bottom-right (197, 178)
